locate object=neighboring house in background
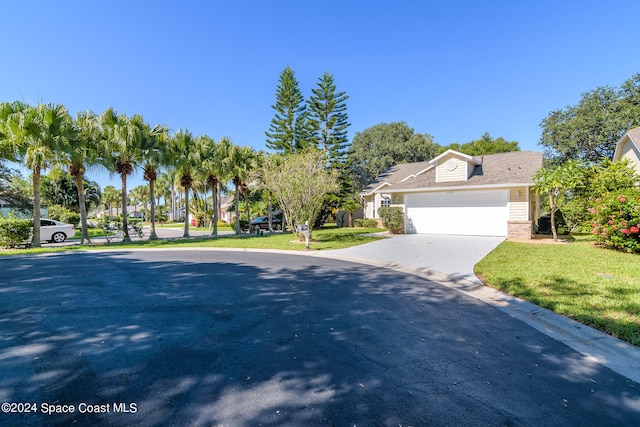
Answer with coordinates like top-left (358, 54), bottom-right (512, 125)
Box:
top-left (362, 150), bottom-right (544, 239)
top-left (613, 126), bottom-right (640, 176)
top-left (220, 195), bottom-right (235, 224)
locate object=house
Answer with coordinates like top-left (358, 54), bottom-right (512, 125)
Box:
top-left (362, 150), bottom-right (544, 239)
top-left (613, 126), bottom-right (640, 176)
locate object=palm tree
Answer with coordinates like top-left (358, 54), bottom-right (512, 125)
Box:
top-left (156, 171), bottom-right (175, 220)
top-left (171, 129), bottom-right (197, 237)
top-left (64, 110), bottom-right (100, 244)
top-left (5, 103), bottom-right (72, 247)
top-left (102, 185), bottom-right (120, 216)
top-left (198, 136), bottom-right (231, 236)
top-left (99, 109), bottom-right (146, 242)
top-left (224, 144), bottom-right (255, 234)
top-left (140, 124), bottom-right (169, 239)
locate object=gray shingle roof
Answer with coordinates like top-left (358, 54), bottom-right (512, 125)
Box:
top-left (362, 160), bottom-right (431, 194)
top-left (367, 151), bottom-right (543, 193)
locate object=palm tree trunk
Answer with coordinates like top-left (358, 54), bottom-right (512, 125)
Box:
top-left (149, 178), bottom-right (158, 240)
top-left (549, 192), bottom-right (558, 241)
top-left (183, 187), bottom-right (190, 237)
top-left (244, 188), bottom-right (250, 227)
top-left (32, 167), bottom-right (42, 248)
top-left (121, 174), bottom-right (131, 242)
top-left (74, 172), bottom-right (91, 244)
top-left (234, 182), bottom-right (241, 235)
top-left (212, 181), bottom-right (218, 237)
top-left (268, 191), bottom-right (273, 232)
top-left (217, 181), bottom-right (222, 222)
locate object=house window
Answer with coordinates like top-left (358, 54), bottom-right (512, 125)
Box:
top-left (380, 198), bottom-right (391, 207)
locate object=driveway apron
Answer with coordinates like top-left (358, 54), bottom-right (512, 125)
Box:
top-left (330, 234), bottom-right (505, 283)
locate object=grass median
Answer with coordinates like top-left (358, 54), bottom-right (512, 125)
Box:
top-left (475, 238), bottom-right (640, 346)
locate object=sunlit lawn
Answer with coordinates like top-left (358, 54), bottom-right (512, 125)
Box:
top-left (2, 226), bottom-right (385, 255)
top-left (475, 239), bottom-right (640, 346)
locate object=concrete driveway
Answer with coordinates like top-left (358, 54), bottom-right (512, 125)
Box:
top-left (1, 250), bottom-right (639, 426)
top-left (328, 234), bottom-right (505, 283)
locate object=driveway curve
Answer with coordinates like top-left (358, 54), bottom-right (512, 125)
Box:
top-left (1, 250), bottom-right (639, 426)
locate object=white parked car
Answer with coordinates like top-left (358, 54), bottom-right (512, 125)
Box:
top-left (34, 218), bottom-right (75, 243)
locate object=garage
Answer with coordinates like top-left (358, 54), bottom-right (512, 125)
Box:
top-left (404, 189), bottom-right (509, 236)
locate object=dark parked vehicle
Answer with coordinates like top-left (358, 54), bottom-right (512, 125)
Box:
top-left (249, 216), bottom-right (282, 231)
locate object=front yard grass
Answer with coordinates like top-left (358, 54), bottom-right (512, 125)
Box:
top-left (475, 239), bottom-right (640, 346)
top-left (1, 226), bottom-right (385, 255)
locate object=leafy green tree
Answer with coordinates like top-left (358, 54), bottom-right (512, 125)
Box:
top-left (265, 66), bottom-right (311, 154)
top-left (540, 73), bottom-right (640, 164)
top-left (442, 132), bottom-right (519, 156)
top-left (171, 129), bottom-right (198, 237)
top-left (0, 162), bottom-right (32, 214)
top-left (261, 148), bottom-right (339, 242)
top-left (42, 171), bottom-right (100, 213)
top-left (562, 158), bottom-right (639, 232)
top-left (308, 72), bottom-right (350, 168)
top-left (347, 121), bottom-right (440, 191)
top-left (4, 103), bottom-right (72, 247)
top-left (534, 160), bottom-right (586, 241)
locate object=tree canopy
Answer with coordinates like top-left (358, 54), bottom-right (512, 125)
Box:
top-left (265, 67), bottom-right (311, 154)
top-left (346, 121), bottom-right (440, 191)
top-left (441, 132), bottom-right (519, 156)
top-left (539, 73), bottom-right (640, 164)
top-left (307, 72), bottom-right (350, 168)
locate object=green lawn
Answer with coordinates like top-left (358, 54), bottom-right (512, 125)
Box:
top-left (72, 228), bottom-right (108, 239)
top-left (2, 226), bottom-right (385, 255)
top-left (475, 240), bottom-right (640, 346)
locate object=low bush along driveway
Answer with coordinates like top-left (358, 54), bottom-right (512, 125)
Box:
top-left (474, 238), bottom-right (640, 346)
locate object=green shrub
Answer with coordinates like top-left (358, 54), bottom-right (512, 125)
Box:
top-left (47, 205), bottom-right (80, 227)
top-left (363, 219), bottom-right (378, 228)
top-left (0, 214), bottom-right (32, 248)
top-left (378, 206), bottom-right (404, 234)
top-left (354, 219), bottom-right (365, 227)
top-left (591, 189), bottom-right (640, 254)
top-left (60, 211), bottom-right (80, 227)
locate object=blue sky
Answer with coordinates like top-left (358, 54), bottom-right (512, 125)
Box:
top-left (2, 1), bottom-right (640, 190)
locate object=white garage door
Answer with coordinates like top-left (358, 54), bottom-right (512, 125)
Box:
top-left (405, 190), bottom-right (508, 236)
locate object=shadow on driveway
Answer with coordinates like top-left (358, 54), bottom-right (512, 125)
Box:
top-left (1, 250), bottom-right (639, 426)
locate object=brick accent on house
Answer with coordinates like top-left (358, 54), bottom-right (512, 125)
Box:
top-left (508, 220), bottom-right (533, 240)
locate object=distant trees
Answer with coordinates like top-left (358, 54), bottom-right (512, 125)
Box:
top-left (347, 121), bottom-right (440, 191)
top-left (441, 132), bottom-right (519, 156)
top-left (539, 73), bottom-right (640, 164)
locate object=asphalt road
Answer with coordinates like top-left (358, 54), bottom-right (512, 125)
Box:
top-left (1, 250), bottom-right (639, 426)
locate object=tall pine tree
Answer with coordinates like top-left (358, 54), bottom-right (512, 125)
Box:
top-left (265, 67), bottom-right (311, 154)
top-left (308, 72), bottom-right (350, 168)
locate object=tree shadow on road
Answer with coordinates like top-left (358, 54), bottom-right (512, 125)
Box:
top-left (1, 251), bottom-right (639, 426)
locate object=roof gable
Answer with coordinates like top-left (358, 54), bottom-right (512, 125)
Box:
top-left (614, 127), bottom-right (640, 161)
top-left (613, 127), bottom-right (640, 175)
top-left (369, 151), bottom-right (543, 193)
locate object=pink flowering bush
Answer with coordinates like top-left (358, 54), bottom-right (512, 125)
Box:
top-left (591, 189), bottom-right (640, 253)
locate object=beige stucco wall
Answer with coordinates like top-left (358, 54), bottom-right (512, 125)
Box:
top-left (436, 153), bottom-right (468, 183)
